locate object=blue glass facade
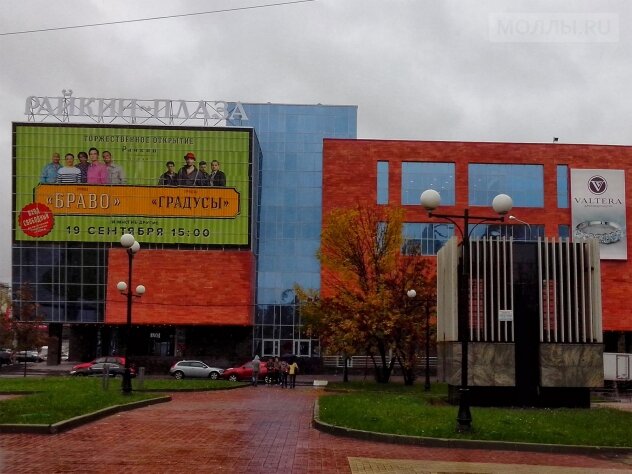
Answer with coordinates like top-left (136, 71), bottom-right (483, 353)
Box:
top-left (230, 103), bottom-right (357, 356)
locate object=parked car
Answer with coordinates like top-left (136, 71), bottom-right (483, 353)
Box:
top-left (169, 360), bottom-right (224, 380)
top-left (15, 350), bottom-right (43, 362)
top-left (71, 356), bottom-right (126, 372)
top-left (221, 360), bottom-right (271, 383)
top-left (0, 348), bottom-right (13, 366)
top-left (70, 362), bottom-right (135, 377)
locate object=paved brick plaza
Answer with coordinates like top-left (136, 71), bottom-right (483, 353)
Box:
top-left (1, 386), bottom-right (631, 473)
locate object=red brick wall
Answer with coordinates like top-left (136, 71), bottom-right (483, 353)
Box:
top-left (105, 249), bottom-right (254, 326)
top-left (323, 139), bottom-right (632, 332)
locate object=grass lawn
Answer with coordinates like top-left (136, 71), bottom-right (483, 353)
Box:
top-left (138, 377), bottom-right (246, 391)
top-left (0, 376), bottom-right (242, 425)
top-left (320, 382), bottom-right (632, 448)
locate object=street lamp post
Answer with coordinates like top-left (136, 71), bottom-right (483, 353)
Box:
top-left (117, 233), bottom-right (145, 395)
top-left (509, 215), bottom-right (532, 241)
top-left (406, 289), bottom-right (432, 391)
top-left (420, 190), bottom-right (512, 432)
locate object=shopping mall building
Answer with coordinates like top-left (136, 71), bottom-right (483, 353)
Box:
top-left (10, 95), bottom-right (632, 365)
top-left (12, 98), bottom-right (357, 364)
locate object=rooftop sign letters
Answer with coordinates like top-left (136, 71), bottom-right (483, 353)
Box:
top-left (25, 90), bottom-right (248, 125)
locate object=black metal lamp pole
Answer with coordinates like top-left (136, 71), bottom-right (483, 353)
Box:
top-left (122, 246), bottom-right (134, 395)
top-left (420, 191), bottom-right (512, 432)
top-left (424, 298), bottom-right (431, 392)
top-left (117, 234), bottom-right (144, 395)
top-left (456, 208), bottom-right (472, 431)
top-left (407, 289), bottom-right (432, 392)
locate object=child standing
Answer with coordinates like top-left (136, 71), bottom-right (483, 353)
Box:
top-left (280, 360), bottom-right (289, 388)
top-left (288, 359), bottom-right (299, 389)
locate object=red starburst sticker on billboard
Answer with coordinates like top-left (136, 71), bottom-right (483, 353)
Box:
top-left (18, 202), bottom-right (54, 237)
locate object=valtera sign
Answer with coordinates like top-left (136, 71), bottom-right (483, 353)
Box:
top-left (25, 92), bottom-right (248, 122)
top-left (571, 169), bottom-right (627, 260)
top-left (13, 123), bottom-right (254, 246)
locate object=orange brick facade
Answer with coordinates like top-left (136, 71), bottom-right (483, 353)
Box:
top-left (105, 248), bottom-right (254, 326)
top-left (323, 139), bottom-right (632, 334)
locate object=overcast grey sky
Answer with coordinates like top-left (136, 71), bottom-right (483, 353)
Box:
top-left (1, 0), bottom-right (631, 283)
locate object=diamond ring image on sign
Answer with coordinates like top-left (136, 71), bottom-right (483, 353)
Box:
top-left (574, 220), bottom-right (623, 244)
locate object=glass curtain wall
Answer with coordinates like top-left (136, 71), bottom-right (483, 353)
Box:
top-left (12, 242), bottom-right (108, 323)
top-left (230, 103), bottom-right (357, 357)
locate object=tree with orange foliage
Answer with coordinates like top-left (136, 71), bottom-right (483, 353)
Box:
top-left (298, 205), bottom-right (436, 384)
top-left (391, 260), bottom-right (436, 385)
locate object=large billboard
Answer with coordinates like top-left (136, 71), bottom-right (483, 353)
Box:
top-left (571, 168), bottom-right (627, 260)
top-left (13, 123), bottom-right (253, 246)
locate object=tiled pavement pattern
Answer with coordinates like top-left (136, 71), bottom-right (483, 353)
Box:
top-left (348, 457), bottom-right (632, 473)
top-left (1, 386), bottom-right (631, 473)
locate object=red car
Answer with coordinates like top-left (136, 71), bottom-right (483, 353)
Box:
top-left (71, 356), bottom-right (126, 373)
top-left (221, 360), bottom-right (272, 383)
top-left (70, 362), bottom-right (136, 378)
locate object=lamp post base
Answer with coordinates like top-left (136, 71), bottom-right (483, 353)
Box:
top-left (456, 387), bottom-right (472, 432)
top-left (121, 369), bottom-right (133, 395)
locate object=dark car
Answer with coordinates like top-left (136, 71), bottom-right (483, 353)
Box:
top-left (70, 362), bottom-right (135, 377)
top-left (14, 350), bottom-right (43, 362)
top-left (221, 360), bottom-right (271, 383)
top-left (0, 348), bottom-right (14, 367)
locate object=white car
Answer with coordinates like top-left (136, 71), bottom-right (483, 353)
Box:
top-left (169, 360), bottom-right (224, 380)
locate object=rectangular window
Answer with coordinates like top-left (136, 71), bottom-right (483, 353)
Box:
top-left (558, 224), bottom-right (570, 239)
top-left (376, 221), bottom-right (390, 251)
top-left (377, 161), bottom-right (388, 204)
top-left (557, 165), bottom-right (568, 208)
top-left (402, 223), bottom-right (454, 255)
top-left (469, 223), bottom-right (545, 241)
top-left (468, 164), bottom-right (544, 207)
top-left (401, 162), bottom-right (455, 206)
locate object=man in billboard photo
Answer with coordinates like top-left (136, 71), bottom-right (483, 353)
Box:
top-left (103, 150), bottom-right (126, 184)
top-left (209, 160), bottom-right (227, 186)
top-left (76, 151), bottom-right (89, 183)
top-left (56, 153), bottom-right (81, 184)
top-left (87, 147), bottom-right (108, 184)
top-left (158, 161), bottom-right (178, 186)
top-left (39, 152), bottom-right (61, 183)
top-left (197, 161), bottom-right (211, 186)
top-left (176, 152), bottom-right (201, 186)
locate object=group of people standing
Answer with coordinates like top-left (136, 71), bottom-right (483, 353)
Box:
top-left (39, 149), bottom-right (226, 188)
top-left (158, 152), bottom-right (227, 187)
top-left (40, 148), bottom-right (125, 185)
top-left (251, 355), bottom-right (299, 388)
